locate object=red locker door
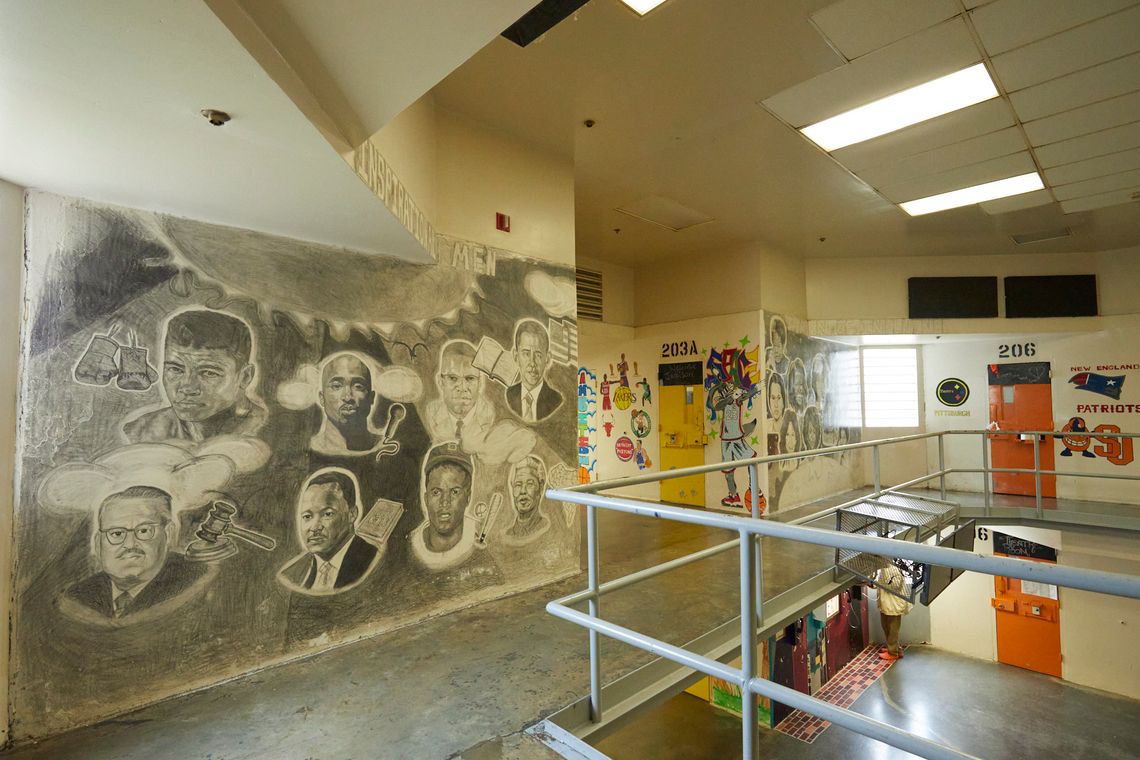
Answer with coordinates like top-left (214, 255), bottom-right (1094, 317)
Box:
top-left (987, 363), bottom-right (1056, 498)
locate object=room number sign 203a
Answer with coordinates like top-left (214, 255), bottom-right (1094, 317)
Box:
top-left (661, 340), bottom-right (699, 358)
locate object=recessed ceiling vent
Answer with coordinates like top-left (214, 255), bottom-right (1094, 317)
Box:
top-left (576, 267), bottom-right (603, 321)
top-left (1011, 227), bottom-right (1072, 245)
top-left (615, 195), bottom-right (715, 232)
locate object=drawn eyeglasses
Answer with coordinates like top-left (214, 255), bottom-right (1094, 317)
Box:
top-left (101, 522), bottom-right (163, 545)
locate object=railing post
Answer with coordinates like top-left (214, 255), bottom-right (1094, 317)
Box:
top-left (872, 445), bottom-right (881, 497)
top-left (747, 463), bottom-right (762, 612)
top-left (981, 432), bottom-right (992, 515)
top-left (586, 504), bottom-right (602, 722)
top-left (739, 529), bottom-right (759, 759)
top-left (1033, 434), bottom-right (1042, 517)
top-left (938, 434), bottom-right (947, 501)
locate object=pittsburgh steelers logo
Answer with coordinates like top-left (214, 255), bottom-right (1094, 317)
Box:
top-left (936, 378), bottom-right (969, 407)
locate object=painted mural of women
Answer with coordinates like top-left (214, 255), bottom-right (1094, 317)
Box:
top-left (779, 410), bottom-right (801, 471)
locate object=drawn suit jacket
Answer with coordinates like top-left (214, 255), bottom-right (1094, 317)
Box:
top-left (280, 535), bottom-right (379, 591)
top-left (64, 553), bottom-right (207, 618)
top-left (505, 382), bottom-right (563, 422)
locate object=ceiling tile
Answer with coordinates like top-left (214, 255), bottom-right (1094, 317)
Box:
top-left (1023, 90), bottom-right (1140, 146)
top-left (1009, 52), bottom-right (1140, 121)
top-left (980, 188), bottom-right (1054, 214)
top-left (810, 0), bottom-right (960, 61)
top-left (761, 18), bottom-right (979, 127)
top-left (990, 5), bottom-right (1140, 92)
top-left (1035, 121), bottom-right (1140, 166)
top-left (857, 127), bottom-right (1026, 187)
top-left (877, 151), bottom-right (1036, 202)
top-left (1045, 147), bottom-right (1140, 185)
top-left (1053, 168), bottom-right (1140, 200)
top-left (1061, 187), bottom-right (1140, 213)
top-left (969, 0), bottom-right (1138, 55)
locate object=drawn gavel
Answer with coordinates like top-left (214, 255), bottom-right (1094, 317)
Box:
top-left (374, 402), bottom-right (407, 462)
top-left (185, 499), bottom-right (277, 562)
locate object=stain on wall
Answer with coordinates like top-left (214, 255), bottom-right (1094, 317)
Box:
top-left (13, 193), bottom-right (579, 739)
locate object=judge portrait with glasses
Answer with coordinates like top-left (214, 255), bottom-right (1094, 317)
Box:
top-left (63, 486), bottom-right (206, 620)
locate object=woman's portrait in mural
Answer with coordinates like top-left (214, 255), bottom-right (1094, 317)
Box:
top-left (778, 410), bottom-right (801, 468)
top-left (802, 405), bottom-right (823, 451)
top-left (766, 372), bottom-right (786, 421)
top-left (788, 358), bottom-right (808, 412)
top-left (765, 316), bottom-right (788, 375)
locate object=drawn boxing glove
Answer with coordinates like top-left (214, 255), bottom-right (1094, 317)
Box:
top-left (117, 345), bottom-right (159, 391)
top-left (74, 335), bottom-right (120, 386)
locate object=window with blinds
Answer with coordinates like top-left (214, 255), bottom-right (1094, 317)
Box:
top-left (861, 348), bottom-right (919, 427)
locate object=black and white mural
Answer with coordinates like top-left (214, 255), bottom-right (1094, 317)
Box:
top-left (13, 193), bottom-right (580, 738)
top-left (764, 312), bottom-right (861, 511)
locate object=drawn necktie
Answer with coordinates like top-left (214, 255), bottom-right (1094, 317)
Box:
top-left (524, 392), bottom-right (534, 422)
top-left (317, 562), bottom-right (335, 589)
top-left (113, 591), bottom-right (131, 618)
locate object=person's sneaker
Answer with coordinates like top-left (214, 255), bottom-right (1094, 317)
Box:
top-left (879, 651), bottom-right (901, 662)
top-left (721, 494), bottom-right (741, 506)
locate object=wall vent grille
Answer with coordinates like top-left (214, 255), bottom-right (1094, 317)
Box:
top-left (576, 267), bottom-right (603, 322)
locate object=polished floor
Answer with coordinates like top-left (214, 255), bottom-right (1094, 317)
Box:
top-left (594, 646), bottom-right (1140, 760)
top-left (4, 489), bottom-right (1136, 759)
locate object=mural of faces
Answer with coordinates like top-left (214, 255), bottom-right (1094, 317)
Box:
top-left (767, 373), bottom-right (786, 421)
top-left (510, 458), bottom-right (545, 521)
top-left (437, 341), bottom-right (483, 419)
top-left (95, 489), bottom-right (176, 590)
top-left (768, 317), bottom-right (787, 367)
top-left (810, 353), bottom-right (828, 406)
top-left (296, 478), bottom-right (358, 559)
top-left (802, 406), bottom-right (823, 451)
top-left (789, 358), bottom-right (808, 411)
top-left (319, 354), bottom-right (375, 430)
top-left (162, 311), bottom-right (255, 424)
top-left (514, 321), bottom-right (550, 390)
top-left (779, 410), bottom-right (801, 467)
top-left (424, 462), bottom-right (472, 545)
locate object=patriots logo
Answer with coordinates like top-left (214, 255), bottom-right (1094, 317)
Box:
top-left (1069, 372), bottom-right (1125, 400)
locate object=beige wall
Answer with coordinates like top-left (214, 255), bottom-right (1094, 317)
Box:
top-left (633, 243), bottom-right (808, 326)
top-left (0, 180), bottom-right (23, 745)
top-left (930, 525), bottom-right (1140, 701)
top-left (369, 98), bottom-right (576, 267)
top-left (435, 108), bottom-right (575, 266)
top-left (806, 247), bottom-right (1140, 321)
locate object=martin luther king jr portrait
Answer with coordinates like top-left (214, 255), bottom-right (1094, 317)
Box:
top-left (278, 469), bottom-right (380, 595)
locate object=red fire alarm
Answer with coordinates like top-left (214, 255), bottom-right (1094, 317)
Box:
top-left (495, 212), bottom-right (511, 232)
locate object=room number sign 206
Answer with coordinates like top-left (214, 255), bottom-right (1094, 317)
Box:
top-left (661, 340), bottom-right (699, 358)
top-left (997, 342), bottom-right (1036, 358)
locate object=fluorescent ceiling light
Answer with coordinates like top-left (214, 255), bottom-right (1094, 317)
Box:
top-left (621, 0), bottom-right (668, 15)
top-left (800, 64), bottom-right (998, 151)
top-left (900, 173), bottom-right (1044, 216)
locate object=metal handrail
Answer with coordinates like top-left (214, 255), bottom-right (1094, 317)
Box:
top-left (545, 428), bottom-right (1140, 760)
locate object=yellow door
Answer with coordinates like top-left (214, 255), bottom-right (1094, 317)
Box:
top-left (658, 384), bottom-right (706, 506)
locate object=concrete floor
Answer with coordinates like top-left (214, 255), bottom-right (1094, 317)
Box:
top-left (4, 488), bottom-right (1135, 760)
top-left (594, 646), bottom-right (1140, 760)
top-left (2, 508), bottom-right (832, 760)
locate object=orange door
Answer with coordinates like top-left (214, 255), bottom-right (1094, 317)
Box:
top-left (991, 534), bottom-right (1061, 677)
top-left (987, 363), bottom-right (1056, 498)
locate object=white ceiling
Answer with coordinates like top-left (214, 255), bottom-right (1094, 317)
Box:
top-left (430, 0), bottom-right (1140, 264)
top-left (0, 0), bottom-right (427, 259)
top-left (5, 0), bottom-right (1138, 270)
